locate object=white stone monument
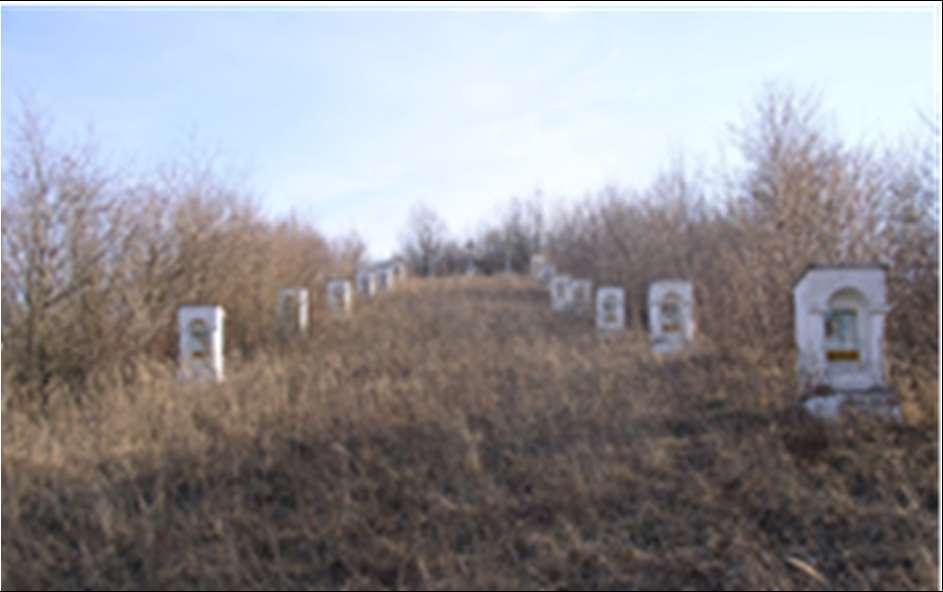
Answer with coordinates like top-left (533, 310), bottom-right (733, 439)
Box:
top-left (356, 269), bottom-right (377, 298)
top-left (392, 261), bottom-right (408, 283)
top-left (550, 274), bottom-right (572, 312)
top-left (178, 305), bottom-right (225, 383)
top-left (794, 266), bottom-right (898, 421)
top-left (648, 280), bottom-right (695, 354)
top-left (385, 265), bottom-right (398, 290)
top-left (327, 280), bottom-right (353, 316)
top-left (596, 287), bottom-right (625, 332)
top-left (538, 263), bottom-right (555, 286)
top-left (794, 266), bottom-right (890, 393)
top-left (277, 288), bottom-right (309, 337)
top-left (530, 254), bottom-right (547, 278)
top-left (569, 279), bottom-right (593, 317)
top-left (530, 254), bottom-right (555, 286)
top-left (376, 266), bottom-right (393, 292)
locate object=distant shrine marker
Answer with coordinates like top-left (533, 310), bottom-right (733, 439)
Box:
top-left (278, 288), bottom-right (309, 338)
top-left (550, 274), bottom-right (573, 312)
top-left (178, 305), bottom-right (225, 383)
top-left (648, 280), bottom-right (695, 354)
top-left (356, 268), bottom-right (377, 298)
top-left (327, 280), bottom-right (353, 316)
top-left (569, 278), bottom-right (593, 317)
top-left (596, 287), bottom-right (626, 332)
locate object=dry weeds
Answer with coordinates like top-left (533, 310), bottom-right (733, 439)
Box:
top-left (1, 276), bottom-right (938, 590)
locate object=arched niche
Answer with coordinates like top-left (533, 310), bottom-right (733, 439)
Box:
top-left (659, 292), bottom-right (683, 334)
top-left (823, 287), bottom-right (870, 372)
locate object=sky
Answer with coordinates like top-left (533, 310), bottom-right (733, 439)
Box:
top-left (1, 3), bottom-right (940, 258)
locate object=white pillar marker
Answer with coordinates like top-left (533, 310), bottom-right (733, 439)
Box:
top-left (376, 267), bottom-right (391, 293)
top-left (278, 288), bottom-right (309, 338)
top-left (383, 265), bottom-right (397, 291)
top-left (569, 279), bottom-right (593, 317)
top-left (392, 261), bottom-right (408, 283)
top-left (793, 265), bottom-right (898, 421)
top-left (550, 274), bottom-right (572, 312)
top-left (530, 254), bottom-right (556, 286)
top-left (327, 280), bottom-right (353, 316)
top-left (648, 280), bottom-right (695, 354)
top-left (178, 305), bottom-right (225, 383)
top-left (356, 269), bottom-right (377, 298)
top-left (596, 287), bottom-right (625, 332)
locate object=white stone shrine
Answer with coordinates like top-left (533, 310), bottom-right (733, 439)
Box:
top-left (327, 280), bottom-right (353, 316)
top-left (648, 280), bottom-right (695, 354)
top-left (178, 305), bottom-right (225, 383)
top-left (794, 265), bottom-right (890, 394)
top-left (356, 269), bottom-right (377, 298)
top-left (530, 254), bottom-right (555, 286)
top-left (538, 263), bottom-right (555, 286)
top-left (569, 279), bottom-right (593, 317)
top-left (392, 261), bottom-right (408, 283)
top-left (277, 288), bottom-right (309, 337)
top-left (376, 265), bottom-right (394, 292)
top-left (596, 287), bottom-right (625, 332)
top-left (550, 274), bottom-right (572, 312)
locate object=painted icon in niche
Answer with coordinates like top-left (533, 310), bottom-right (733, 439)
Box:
top-left (660, 299), bottom-right (681, 333)
top-left (825, 308), bottom-right (860, 362)
top-left (333, 285), bottom-right (345, 302)
top-left (188, 318), bottom-right (210, 359)
top-left (603, 294), bottom-right (619, 324)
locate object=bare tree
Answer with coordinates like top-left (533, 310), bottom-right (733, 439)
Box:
top-left (398, 202), bottom-right (450, 277)
top-left (2, 106), bottom-right (130, 392)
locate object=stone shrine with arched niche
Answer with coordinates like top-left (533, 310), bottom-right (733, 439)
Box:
top-left (356, 269), bottom-right (377, 298)
top-left (596, 287), bottom-right (625, 332)
top-left (178, 305), bottom-right (225, 383)
top-left (277, 288), bottom-right (309, 338)
top-left (793, 265), bottom-right (898, 420)
top-left (648, 280), bottom-right (695, 354)
top-left (793, 265), bottom-right (890, 393)
top-left (569, 279), bottom-right (593, 317)
top-left (327, 279), bottom-right (353, 316)
top-left (550, 274), bottom-right (572, 312)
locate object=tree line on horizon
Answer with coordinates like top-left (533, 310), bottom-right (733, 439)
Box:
top-left (2, 83), bottom-right (938, 408)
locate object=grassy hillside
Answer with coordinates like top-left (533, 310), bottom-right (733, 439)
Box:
top-left (1, 276), bottom-right (937, 590)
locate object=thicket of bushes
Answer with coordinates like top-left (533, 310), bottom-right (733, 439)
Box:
top-left (1, 108), bottom-right (364, 406)
top-left (2, 84), bottom-right (938, 410)
top-left (401, 85), bottom-right (940, 385)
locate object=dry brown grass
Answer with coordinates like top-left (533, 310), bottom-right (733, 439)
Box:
top-left (2, 276), bottom-right (938, 590)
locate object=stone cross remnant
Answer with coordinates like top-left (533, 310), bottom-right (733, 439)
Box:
top-left (277, 288), bottom-right (309, 338)
top-left (648, 280), bottom-right (695, 354)
top-left (596, 287), bottom-right (625, 332)
top-left (550, 274), bottom-right (572, 312)
top-left (327, 280), bottom-right (353, 316)
top-left (178, 305), bottom-right (225, 383)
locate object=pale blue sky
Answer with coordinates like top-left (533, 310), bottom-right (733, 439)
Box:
top-left (2, 5), bottom-right (939, 257)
